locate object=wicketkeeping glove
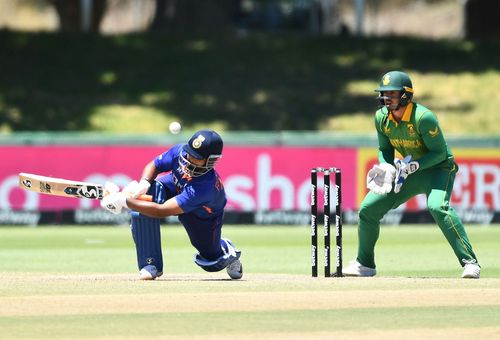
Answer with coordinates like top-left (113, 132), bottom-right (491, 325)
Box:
top-left (366, 163), bottom-right (396, 195)
top-left (393, 155), bottom-right (420, 193)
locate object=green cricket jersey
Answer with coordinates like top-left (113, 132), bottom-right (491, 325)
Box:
top-left (360, 101), bottom-right (479, 269)
top-left (374, 102), bottom-right (454, 170)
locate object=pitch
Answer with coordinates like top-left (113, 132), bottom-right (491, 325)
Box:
top-left (1, 225), bottom-right (499, 338)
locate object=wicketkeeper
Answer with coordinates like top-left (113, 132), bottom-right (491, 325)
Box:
top-left (101, 129), bottom-right (243, 280)
top-left (343, 70), bottom-right (480, 279)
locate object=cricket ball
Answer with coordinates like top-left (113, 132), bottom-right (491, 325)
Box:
top-left (169, 121), bottom-right (182, 135)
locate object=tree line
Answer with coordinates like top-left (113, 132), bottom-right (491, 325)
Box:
top-left (48, 0), bottom-right (500, 39)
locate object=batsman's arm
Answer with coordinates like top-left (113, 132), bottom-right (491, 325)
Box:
top-left (140, 160), bottom-right (160, 183)
top-left (130, 161), bottom-right (161, 198)
top-left (129, 194), bottom-right (153, 202)
top-left (126, 197), bottom-right (184, 218)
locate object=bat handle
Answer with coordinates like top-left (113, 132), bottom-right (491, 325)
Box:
top-left (137, 194), bottom-right (153, 202)
top-left (103, 190), bottom-right (153, 202)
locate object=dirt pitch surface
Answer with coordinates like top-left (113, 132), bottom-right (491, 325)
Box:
top-left (2, 273), bottom-right (500, 339)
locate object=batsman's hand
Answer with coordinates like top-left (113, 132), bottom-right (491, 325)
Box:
top-left (366, 163), bottom-right (396, 195)
top-left (104, 181), bottom-right (120, 195)
top-left (121, 180), bottom-right (139, 195)
top-left (131, 179), bottom-right (151, 198)
top-left (101, 192), bottom-right (128, 214)
top-left (394, 155), bottom-right (420, 193)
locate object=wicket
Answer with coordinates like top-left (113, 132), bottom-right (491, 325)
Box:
top-left (311, 167), bottom-right (342, 278)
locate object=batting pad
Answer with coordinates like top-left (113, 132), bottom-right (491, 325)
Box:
top-left (131, 211), bottom-right (163, 272)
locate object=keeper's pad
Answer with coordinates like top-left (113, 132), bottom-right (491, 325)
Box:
top-left (130, 181), bottom-right (169, 272)
top-left (194, 238), bottom-right (241, 272)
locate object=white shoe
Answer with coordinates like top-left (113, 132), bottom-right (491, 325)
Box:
top-left (342, 260), bottom-right (376, 277)
top-left (139, 265), bottom-right (163, 280)
top-left (461, 263), bottom-right (480, 279)
top-left (226, 259), bottom-right (243, 280)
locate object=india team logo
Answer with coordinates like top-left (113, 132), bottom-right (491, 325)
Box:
top-left (192, 134), bottom-right (206, 149)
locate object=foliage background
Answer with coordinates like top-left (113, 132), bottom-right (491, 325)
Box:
top-left (1, 32), bottom-right (499, 134)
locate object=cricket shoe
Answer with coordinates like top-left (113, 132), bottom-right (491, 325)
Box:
top-left (226, 259), bottom-right (243, 280)
top-left (342, 260), bottom-right (376, 277)
top-left (139, 265), bottom-right (163, 280)
top-left (461, 263), bottom-right (480, 279)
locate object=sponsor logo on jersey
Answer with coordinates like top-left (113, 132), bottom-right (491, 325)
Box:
top-left (429, 126), bottom-right (439, 137)
top-left (390, 138), bottom-right (423, 149)
top-left (384, 126), bottom-right (391, 134)
top-left (407, 123), bottom-right (415, 135)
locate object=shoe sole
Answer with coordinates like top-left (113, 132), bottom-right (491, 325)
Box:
top-left (342, 272), bottom-right (376, 277)
top-left (227, 262), bottom-right (243, 280)
top-left (139, 273), bottom-right (155, 280)
top-left (139, 271), bottom-right (163, 280)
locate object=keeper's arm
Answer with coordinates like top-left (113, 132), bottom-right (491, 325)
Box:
top-left (375, 113), bottom-right (395, 164)
top-left (416, 112), bottom-right (448, 170)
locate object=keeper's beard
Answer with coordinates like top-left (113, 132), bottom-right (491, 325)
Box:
top-left (384, 100), bottom-right (400, 112)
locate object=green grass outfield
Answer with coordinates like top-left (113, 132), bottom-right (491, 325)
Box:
top-left (0, 225), bottom-right (499, 339)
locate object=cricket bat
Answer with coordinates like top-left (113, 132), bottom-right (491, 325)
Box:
top-left (18, 173), bottom-right (152, 201)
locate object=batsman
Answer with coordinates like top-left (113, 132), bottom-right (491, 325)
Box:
top-left (101, 129), bottom-right (243, 280)
top-left (343, 70), bottom-right (481, 279)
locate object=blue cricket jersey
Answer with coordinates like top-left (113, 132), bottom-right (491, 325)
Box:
top-left (153, 144), bottom-right (226, 220)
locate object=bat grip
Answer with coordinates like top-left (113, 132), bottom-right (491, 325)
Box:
top-left (103, 190), bottom-right (153, 202)
top-left (137, 194), bottom-right (153, 202)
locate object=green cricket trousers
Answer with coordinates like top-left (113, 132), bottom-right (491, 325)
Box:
top-left (357, 162), bottom-right (478, 269)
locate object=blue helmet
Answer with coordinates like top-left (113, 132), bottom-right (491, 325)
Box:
top-left (179, 129), bottom-right (223, 177)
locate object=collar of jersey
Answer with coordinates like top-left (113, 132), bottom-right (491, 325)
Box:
top-left (388, 102), bottom-right (413, 126)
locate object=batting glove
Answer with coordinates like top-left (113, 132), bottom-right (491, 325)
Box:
top-left (104, 181), bottom-right (120, 194)
top-left (101, 192), bottom-right (128, 214)
top-left (121, 180), bottom-right (139, 195)
top-left (394, 155), bottom-right (420, 193)
top-left (366, 163), bottom-right (396, 195)
top-left (131, 179), bottom-right (151, 198)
